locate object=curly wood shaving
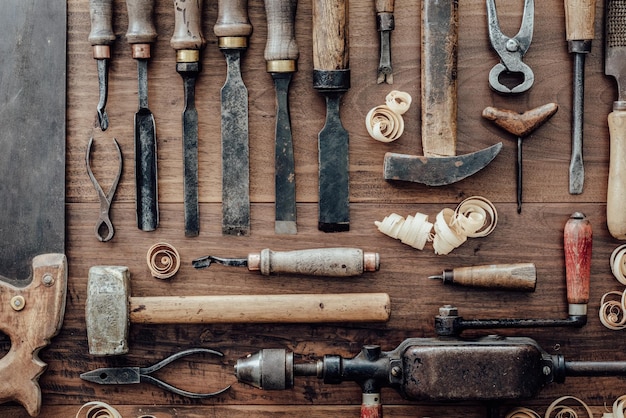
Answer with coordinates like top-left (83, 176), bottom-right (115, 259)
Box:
top-left (146, 242), bottom-right (181, 280)
top-left (385, 90), bottom-right (412, 115)
top-left (76, 401), bottom-right (122, 418)
top-left (375, 212), bottom-right (433, 250)
top-left (608, 395), bottom-right (626, 418)
top-left (599, 290), bottom-right (626, 330)
top-left (454, 196), bottom-right (498, 238)
top-left (365, 90), bottom-right (412, 142)
top-left (544, 396), bottom-right (594, 418)
top-left (611, 244), bottom-right (626, 285)
top-left (505, 407), bottom-right (541, 418)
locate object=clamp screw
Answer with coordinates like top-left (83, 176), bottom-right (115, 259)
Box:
top-left (391, 366), bottom-right (402, 377)
top-left (10, 295), bottom-right (25, 311)
top-left (42, 273), bottom-right (54, 286)
top-left (543, 366), bottom-right (551, 376)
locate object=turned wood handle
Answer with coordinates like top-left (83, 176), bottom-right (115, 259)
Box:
top-left (264, 0), bottom-right (299, 64)
top-left (88, 0), bottom-right (115, 47)
top-left (171, 0), bottom-right (206, 51)
top-left (130, 293), bottom-right (391, 324)
top-left (607, 110), bottom-right (626, 239)
top-left (564, 213), bottom-right (592, 311)
top-left (214, 0), bottom-right (253, 38)
top-left (482, 103), bottom-right (559, 138)
top-left (449, 263), bottom-right (537, 291)
top-left (376, 0), bottom-right (394, 13)
top-left (126, 0), bottom-right (157, 45)
top-left (312, 0), bottom-right (348, 70)
top-left (564, 0), bottom-right (597, 41)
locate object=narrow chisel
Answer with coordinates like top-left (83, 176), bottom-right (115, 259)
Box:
top-left (376, 0), bottom-right (395, 84)
top-left (313, 0), bottom-right (350, 232)
top-left (264, 0), bottom-right (299, 234)
top-left (171, 0), bottom-right (206, 237)
top-left (215, 0), bottom-right (252, 236)
top-left (88, 0), bottom-right (115, 131)
top-left (126, 0), bottom-right (159, 231)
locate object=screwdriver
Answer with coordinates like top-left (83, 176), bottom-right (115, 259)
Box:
top-left (429, 263), bottom-right (537, 291)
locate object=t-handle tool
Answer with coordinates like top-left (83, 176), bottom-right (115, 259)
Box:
top-left (171, 0), bottom-right (206, 237)
top-left (88, 0), bottom-right (115, 131)
top-left (192, 247), bottom-right (379, 276)
top-left (376, 0), bottom-right (395, 84)
top-left (482, 103), bottom-right (559, 213)
top-left (487, 0), bottom-right (534, 94)
top-left (80, 348), bottom-right (231, 398)
top-left (126, 0), bottom-right (159, 232)
top-left (85, 137), bottom-right (123, 242)
top-left (565, 0), bottom-right (597, 194)
top-left (429, 263), bottom-right (536, 292)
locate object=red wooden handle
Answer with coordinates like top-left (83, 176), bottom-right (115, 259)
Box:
top-left (563, 212), bottom-right (592, 312)
top-left (361, 393), bottom-right (383, 418)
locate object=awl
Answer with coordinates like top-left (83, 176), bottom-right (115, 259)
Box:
top-left (171, 0), bottom-right (206, 237)
top-left (88, 0), bottom-right (115, 131)
top-left (215, 0), bottom-right (252, 236)
top-left (565, 0), bottom-right (597, 194)
top-left (313, 0), bottom-right (350, 232)
top-left (429, 263), bottom-right (537, 292)
top-left (264, 0), bottom-right (299, 235)
top-left (192, 247), bottom-right (379, 277)
top-left (127, 0), bottom-right (159, 231)
top-left (376, 0), bottom-right (395, 84)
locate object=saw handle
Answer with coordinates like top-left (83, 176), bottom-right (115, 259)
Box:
top-left (214, 0), bottom-right (252, 41)
top-left (264, 0), bottom-right (299, 65)
top-left (564, 0), bottom-right (597, 41)
top-left (607, 110), bottom-right (626, 239)
top-left (88, 0), bottom-right (115, 59)
top-left (171, 0), bottom-right (206, 51)
top-left (312, 0), bottom-right (348, 70)
top-left (564, 213), bottom-right (592, 314)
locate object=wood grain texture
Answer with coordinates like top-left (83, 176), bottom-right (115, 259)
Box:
top-left (4, 0), bottom-right (626, 416)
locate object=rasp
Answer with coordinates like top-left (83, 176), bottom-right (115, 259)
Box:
top-left (264, 0), bottom-right (299, 234)
top-left (171, 0), bottom-right (206, 237)
top-left (313, 0), bottom-right (350, 232)
top-left (215, 0), bottom-right (252, 236)
top-left (126, 0), bottom-right (159, 231)
top-left (88, 0), bottom-right (115, 131)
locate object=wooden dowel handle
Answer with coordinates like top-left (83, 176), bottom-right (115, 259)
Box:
top-left (607, 110), bottom-right (626, 239)
top-left (88, 0), bottom-right (115, 47)
top-left (376, 0), bottom-right (394, 13)
top-left (449, 263), bottom-right (536, 292)
top-left (564, 0), bottom-right (597, 41)
top-left (125, 0), bottom-right (157, 45)
top-left (171, 0), bottom-right (206, 51)
top-left (214, 0), bottom-right (253, 39)
top-left (564, 212), bottom-right (592, 313)
top-left (263, 0), bottom-right (299, 65)
top-left (312, 0), bottom-right (348, 71)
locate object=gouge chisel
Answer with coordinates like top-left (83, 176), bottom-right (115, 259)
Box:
top-left (429, 263), bottom-right (537, 292)
top-left (171, 0), bottom-right (206, 237)
top-left (126, 0), bottom-right (159, 231)
top-left (215, 0), bottom-right (252, 236)
top-left (88, 0), bottom-right (115, 131)
top-left (376, 0), bottom-right (394, 84)
top-left (264, 0), bottom-right (299, 235)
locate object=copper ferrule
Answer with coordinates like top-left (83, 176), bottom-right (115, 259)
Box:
top-left (92, 45), bottom-right (111, 60)
top-left (177, 50), bottom-right (200, 63)
top-left (266, 60), bottom-right (297, 73)
top-left (131, 43), bottom-right (151, 59)
top-left (247, 253), bottom-right (261, 271)
top-left (363, 252), bottom-right (380, 272)
top-left (219, 36), bottom-right (248, 49)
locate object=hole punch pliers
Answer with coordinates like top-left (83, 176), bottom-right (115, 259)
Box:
top-left (487, 0), bottom-right (534, 94)
top-left (86, 137), bottom-right (122, 242)
top-left (80, 348), bottom-right (231, 398)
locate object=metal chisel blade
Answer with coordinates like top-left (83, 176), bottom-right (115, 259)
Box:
top-left (221, 49), bottom-right (250, 236)
top-left (569, 53), bottom-right (585, 194)
top-left (377, 30), bottom-right (393, 84)
top-left (181, 72), bottom-right (199, 237)
top-left (96, 58), bottom-right (110, 130)
top-left (273, 73), bottom-right (297, 234)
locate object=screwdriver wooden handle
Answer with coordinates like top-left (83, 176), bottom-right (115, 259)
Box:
top-left (125, 0), bottom-right (157, 45)
top-left (564, 212), bottom-right (592, 315)
top-left (440, 263), bottom-right (536, 291)
top-left (171, 0), bottom-right (206, 51)
top-left (607, 111), bottom-right (626, 239)
top-left (376, 0), bottom-right (394, 13)
top-left (564, 0), bottom-right (597, 41)
top-left (264, 0), bottom-right (299, 66)
top-left (312, 0), bottom-right (348, 71)
top-left (88, 0), bottom-right (115, 56)
top-left (214, 0), bottom-right (252, 45)
top-left (247, 248), bottom-right (379, 276)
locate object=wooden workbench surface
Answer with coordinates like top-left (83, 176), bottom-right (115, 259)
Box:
top-left (3, 0), bottom-right (626, 416)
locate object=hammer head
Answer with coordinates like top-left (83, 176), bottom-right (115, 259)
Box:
top-left (86, 266), bottom-right (130, 356)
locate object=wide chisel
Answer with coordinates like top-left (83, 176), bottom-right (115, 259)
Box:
top-left (88, 0), bottom-right (115, 131)
top-left (313, 0), bottom-right (350, 232)
top-left (127, 0), bottom-right (159, 231)
top-left (215, 0), bottom-right (252, 236)
top-left (171, 0), bottom-right (206, 237)
top-left (264, 0), bottom-right (299, 234)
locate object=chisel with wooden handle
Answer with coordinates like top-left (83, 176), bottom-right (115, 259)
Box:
top-left (88, 0), bottom-right (115, 131)
top-left (429, 263), bottom-right (537, 291)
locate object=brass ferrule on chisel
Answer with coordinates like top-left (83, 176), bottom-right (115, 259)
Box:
top-left (219, 36), bottom-right (248, 49)
top-left (177, 50), bottom-right (200, 63)
top-left (266, 59), bottom-right (297, 73)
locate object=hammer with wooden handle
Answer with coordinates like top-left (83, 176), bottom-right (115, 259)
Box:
top-left (86, 266), bottom-right (391, 356)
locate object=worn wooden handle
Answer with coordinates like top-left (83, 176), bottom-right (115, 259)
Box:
top-left (482, 103), bottom-right (559, 138)
top-left (376, 0), bottom-right (394, 13)
top-left (451, 263), bottom-right (537, 291)
top-left (312, 0), bottom-right (348, 70)
top-left (88, 0), bottom-right (115, 47)
top-left (214, 0), bottom-right (253, 38)
top-left (421, 0), bottom-right (458, 157)
top-left (564, 213), bottom-right (592, 310)
top-left (564, 0), bottom-right (597, 41)
top-left (264, 0), bottom-right (299, 63)
top-left (130, 293), bottom-right (391, 324)
top-left (607, 110), bottom-right (626, 239)
top-left (171, 0), bottom-right (206, 51)
top-left (125, 0), bottom-right (157, 44)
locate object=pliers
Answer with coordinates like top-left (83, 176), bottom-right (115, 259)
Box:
top-left (487, 0), bottom-right (534, 94)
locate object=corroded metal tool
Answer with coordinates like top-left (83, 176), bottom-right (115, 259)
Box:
top-left (171, 0), bottom-right (206, 237)
top-left (429, 263), bottom-right (536, 291)
top-left (215, 0), bottom-right (252, 236)
top-left (314, 0), bottom-right (351, 232)
top-left (264, 0), bottom-right (299, 234)
top-left (88, 0), bottom-right (115, 131)
top-left (376, 0), bottom-right (395, 84)
top-left (565, 0), bottom-right (597, 194)
top-left (126, 0), bottom-right (159, 231)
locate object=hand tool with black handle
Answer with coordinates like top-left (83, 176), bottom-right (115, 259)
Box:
top-left (215, 0), bottom-right (252, 236)
top-left (171, 0), bottom-right (206, 237)
top-left (192, 247), bottom-right (379, 276)
top-left (127, 0), bottom-right (159, 231)
top-left (313, 0), bottom-right (350, 232)
top-left (376, 0), bottom-right (394, 84)
top-left (605, 0), bottom-right (626, 239)
top-left (565, 0), bottom-right (597, 194)
top-left (429, 263), bottom-right (536, 292)
top-left (89, 0), bottom-right (115, 131)
top-left (264, 0), bottom-right (299, 234)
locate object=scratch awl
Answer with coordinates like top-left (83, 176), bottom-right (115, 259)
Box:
top-left (193, 247), bottom-right (379, 277)
top-left (376, 0), bottom-right (395, 84)
top-left (88, 0), bottom-right (115, 130)
top-left (429, 263), bottom-right (537, 291)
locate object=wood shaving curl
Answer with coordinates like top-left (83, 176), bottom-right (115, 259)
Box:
top-left (147, 242), bottom-right (181, 279)
top-left (599, 290), bottom-right (626, 330)
top-left (545, 396), bottom-right (594, 418)
top-left (611, 244), bottom-right (626, 285)
top-left (76, 401), bottom-right (122, 418)
top-left (365, 90), bottom-right (412, 142)
top-left (505, 408), bottom-right (541, 418)
top-left (385, 90), bottom-right (412, 115)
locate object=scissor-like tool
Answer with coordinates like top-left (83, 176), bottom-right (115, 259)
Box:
top-left (86, 137), bottom-right (122, 242)
top-left (487, 0), bottom-right (534, 94)
top-left (80, 348), bottom-right (231, 398)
